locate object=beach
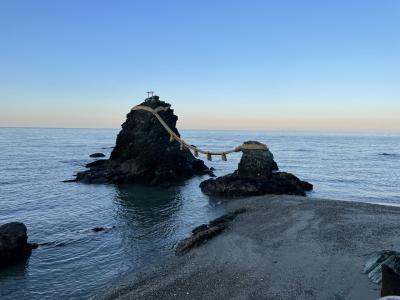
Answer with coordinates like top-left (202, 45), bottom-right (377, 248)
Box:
top-left (99, 195), bottom-right (400, 300)
top-left (1, 129), bottom-right (399, 299)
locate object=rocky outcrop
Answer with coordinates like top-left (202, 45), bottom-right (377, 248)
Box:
top-left (0, 222), bottom-right (37, 267)
top-left (72, 96), bottom-right (213, 185)
top-left (175, 209), bottom-right (246, 255)
top-left (237, 141), bottom-right (278, 177)
top-left (200, 141), bottom-right (312, 197)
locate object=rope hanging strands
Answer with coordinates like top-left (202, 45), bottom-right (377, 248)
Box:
top-left (131, 105), bottom-right (268, 161)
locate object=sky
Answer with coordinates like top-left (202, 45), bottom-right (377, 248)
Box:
top-left (0, 0), bottom-right (399, 132)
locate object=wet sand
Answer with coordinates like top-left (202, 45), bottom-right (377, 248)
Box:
top-left (99, 195), bottom-right (400, 300)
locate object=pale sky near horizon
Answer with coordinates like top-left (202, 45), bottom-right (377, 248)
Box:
top-left (1, 0), bottom-right (399, 132)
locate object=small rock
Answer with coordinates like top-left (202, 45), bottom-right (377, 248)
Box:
top-left (92, 227), bottom-right (105, 232)
top-left (90, 153), bottom-right (105, 158)
top-left (91, 226), bottom-right (115, 233)
top-left (0, 222), bottom-right (36, 267)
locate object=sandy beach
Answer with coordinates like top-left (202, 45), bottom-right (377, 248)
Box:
top-left (99, 195), bottom-right (400, 300)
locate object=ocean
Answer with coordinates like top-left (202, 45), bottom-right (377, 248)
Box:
top-left (0, 128), bottom-right (399, 299)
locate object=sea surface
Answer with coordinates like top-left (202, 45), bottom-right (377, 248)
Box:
top-left (0, 128), bottom-right (399, 299)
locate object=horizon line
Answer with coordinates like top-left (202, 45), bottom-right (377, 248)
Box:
top-left (1, 126), bottom-right (399, 135)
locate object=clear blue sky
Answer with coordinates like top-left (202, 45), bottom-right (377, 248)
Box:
top-left (1, 0), bottom-right (399, 131)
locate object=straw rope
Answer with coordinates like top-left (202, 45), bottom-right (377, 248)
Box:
top-left (131, 105), bottom-right (267, 161)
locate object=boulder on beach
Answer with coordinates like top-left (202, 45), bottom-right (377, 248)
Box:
top-left (200, 141), bottom-right (312, 197)
top-left (0, 222), bottom-right (36, 267)
top-left (175, 209), bottom-right (247, 255)
top-left (73, 96), bottom-right (213, 185)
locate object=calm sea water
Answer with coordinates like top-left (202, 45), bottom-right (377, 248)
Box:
top-left (0, 128), bottom-right (399, 299)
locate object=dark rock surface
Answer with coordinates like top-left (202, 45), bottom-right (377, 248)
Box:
top-left (201, 172), bottom-right (312, 197)
top-left (0, 222), bottom-right (36, 267)
top-left (175, 209), bottom-right (246, 255)
top-left (237, 141), bottom-right (278, 177)
top-left (200, 141), bottom-right (312, 197)
top-left (91, 226), bottom-right (115, 233)
top-left (364, 250), bottom-right (400, 284)
top-left (381, 264), bottom-right (400, 297)
top-left (72, 96), bottom-right (213, 184)
top-left (90, 153), bottom-right (105, 158)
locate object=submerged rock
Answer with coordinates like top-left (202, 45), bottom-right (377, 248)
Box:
top-left (89, 153), bottom-right (105, 158)
top-left (72, 96), bottom-right (213, 185)
top-left (91, 226), bottom-right (115, 233)
top-left (0, 222), bottom-right (36, 267)
top-left (200, 141), bottom-right (312, 197)
top-left (175, 209), bottom-right (246, 255)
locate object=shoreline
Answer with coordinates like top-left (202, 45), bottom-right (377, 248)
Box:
top-left (97, 195), bottom-right (400, 300)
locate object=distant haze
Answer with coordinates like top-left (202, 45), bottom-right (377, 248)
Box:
top-left (1, 1), bottom-right (399, 132)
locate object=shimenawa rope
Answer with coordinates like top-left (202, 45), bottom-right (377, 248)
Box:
top-left (131, 105), bottom-right (267, 161)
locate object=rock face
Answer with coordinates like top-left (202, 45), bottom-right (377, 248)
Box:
top-left (364, 250), bottom-right (400, 284)
top-left (74, 96), bottom-right (212, 184)
top-left (200, 141), bottom-right (312, 197)
top-left (381, 264), bottom-right (400, 297)
top-left (0, 222), bottom-right (36, 267)
top-left (237, 141), bottom-right (278, 177)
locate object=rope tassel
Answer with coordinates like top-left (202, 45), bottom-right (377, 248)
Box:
top-left (221, 153), bottom-right (227, 161)
top-left (193, 148), bottom-right (199, 157)
top-left (169, 134), bottom-right (174, 142)
top-left (207, 152), bottom-right (212, 161)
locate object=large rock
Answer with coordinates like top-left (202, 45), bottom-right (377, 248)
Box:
top-left (237, 141), bottom-right (278, 177)
top-left (200, 141), bottom-right (312, 197)
top-left (73, 96), bottom-right (212, 185)
top-left (0, 222), bottom-right (36, 267)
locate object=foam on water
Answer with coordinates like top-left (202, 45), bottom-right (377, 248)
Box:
top-left (0, 128), bottom-right (399, 299)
